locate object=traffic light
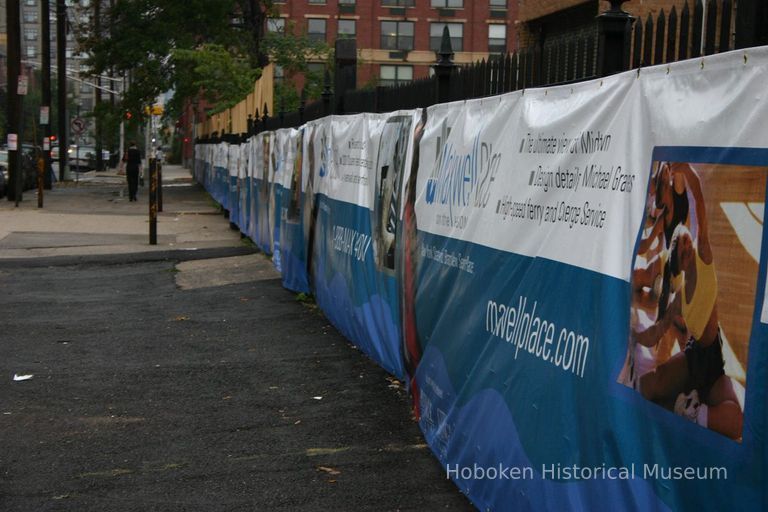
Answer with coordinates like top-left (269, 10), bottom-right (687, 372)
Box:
top-left (124, 110), bottom-right (133, 121)
top-left (50, 134), bottom-right (57, 143)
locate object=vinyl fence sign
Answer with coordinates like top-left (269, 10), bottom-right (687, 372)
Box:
top-left (194, 47), bottom-right (768, 512)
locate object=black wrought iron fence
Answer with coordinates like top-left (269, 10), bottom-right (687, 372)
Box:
top-left (629, 0), bottom-right (735, 68)
top-left (201, 0), bottom-right (765, 144)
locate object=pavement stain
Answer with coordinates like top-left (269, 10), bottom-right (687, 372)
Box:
top-left (77, 416), bottom-right (145, 426)
top-left (78, 462), bottom-right (187, 479)
top-left (78, 468), bottom-right (134, 479)
top-left (305, 447), bottom-right (351, 456)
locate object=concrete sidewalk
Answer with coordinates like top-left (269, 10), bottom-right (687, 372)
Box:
top-left (0, 169), bottom-right (473, 511)
top-left (0, 165), bottom-right (242, 260)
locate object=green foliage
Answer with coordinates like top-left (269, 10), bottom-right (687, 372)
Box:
top-left (173, 44), bottom-right (262, 113)
top-left (263, 22), bottom-right (331, 111)
top-left (79, 0), bottom-right (327, 132)
top-left (261, 28), bottom-right (329, 75)
top-left (82, 0), bottom-right (258, 116)
top-left (169, 136), bottom-right (183, 165)
top-left (295, 292), bottom-right (315, 304)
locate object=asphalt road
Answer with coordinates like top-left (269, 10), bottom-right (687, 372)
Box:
top-left (0, 250), bottom-right (474, 511)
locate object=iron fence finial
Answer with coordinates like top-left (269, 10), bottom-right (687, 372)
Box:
top-left (437, 25), bottom-right (454, 66)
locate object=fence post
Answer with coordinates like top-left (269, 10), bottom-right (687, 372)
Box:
top-left (279, 96), bottom-right (286, 128)
top-left (596, 0), bottom-right (635, 76)
top-left (735, 0), bottom-right (768, 48)
top-left (247, 114), bottom-right (253, 135)
top-left (262, 103), bottom-right (269, 132)
top-left (433, 26), bottom-right (457, 104)
top-left (321, 69), bottom-right (333, 116)
top-left (334, 38), bottom-right (357, 114)
top-left (299, 88), bottom-right (306, 124)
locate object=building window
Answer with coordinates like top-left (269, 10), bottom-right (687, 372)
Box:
top-left (338, 19), bottom-right (356, 39)
top-left (339, 0), bottom-right (355, 4)
top-left (307, 19), bottom-right (326, 43)
top-left (267, 18), bottom-right (285, 33)
top-left (26, 45), bottom-right (37, 58)
top-left (489, 0), bottom-right (506, 7)
top-left (488, 24), bottom-right (506, 53)
top-left (24, 0), bottom-right (37, 5)
top-left (430, 23), bottom-right (463, 52)
top-left (431, 0), bottom-right (462, 8)
top-left (306, 62), bottom-right (326, 90)
top-left (309, 0), bottom-right (325, 4)
top-left (23, 9), bottom-right (38, 22)
top-left (380, 65), bottom-right (413, 87)
top-left (381, 0), bottom-right (414, 7)
top-left (307, 62), bottom-right (326, 78)
top-left (380, 21), bottom-right (414, 51)
top-left (24, 28), bottom-right (38, 40)
top-left (274, 65), bottom-right (284, 83)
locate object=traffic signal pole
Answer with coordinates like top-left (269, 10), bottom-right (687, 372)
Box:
top-left (6, 0), bottom-right (24, 205)
top-left (56, 0), bottom-right (68, 181)
top-left (41, 0), bottom-right (53, 190)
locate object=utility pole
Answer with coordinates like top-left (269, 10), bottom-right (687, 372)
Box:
top-left (94, 0), bottom-right (103, 171)
top-left (6, 0), bottom-right (24, 204)
top-left (41, 0), bottom-right (53, 189)
top-left (57, 0), bottom-right (68, 181)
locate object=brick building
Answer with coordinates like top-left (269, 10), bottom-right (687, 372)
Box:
top-left (269, 0), bottom-right (518, 88)
top-left (517, 0), bottom-right (739, 51)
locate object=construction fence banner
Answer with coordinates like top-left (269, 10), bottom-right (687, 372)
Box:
top-left (193, 47), bottom-right (768, 511)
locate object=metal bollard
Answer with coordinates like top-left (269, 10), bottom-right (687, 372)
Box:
top-left (149, 158), bottom-right (158, 245)
top-left (157, 161), bottom-right (163, 212)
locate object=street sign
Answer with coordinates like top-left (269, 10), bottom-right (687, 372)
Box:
top-left (43, 137), bottom-right (51, 151)
top-left (71, 117), bottom-right (86, 135)
top-left (151, 104), bottom-right (164, 116)
top-left (8, 134), bottom-right (18, 151)
top-left (40, 106), bottom-right (50, 125)
top-left (17, 75), bottom-right (28, 95)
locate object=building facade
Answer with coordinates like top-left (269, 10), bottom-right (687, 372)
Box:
top-left (1, 0), bottom-right (97, 116)
top-left (269, 0), bottom-right (518, 88)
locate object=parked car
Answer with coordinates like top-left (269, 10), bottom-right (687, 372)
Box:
top-left (67, 145), bottom-right (111, 171)
top-left (0, 147), bottom-right (39, 194)
top-left (0, 150), bottom-right (8, 197)
top-left (69, 145), bottom-right (94, 171)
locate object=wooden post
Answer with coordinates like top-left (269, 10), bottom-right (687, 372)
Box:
top-left (149, 158), bottom-right (158, 245)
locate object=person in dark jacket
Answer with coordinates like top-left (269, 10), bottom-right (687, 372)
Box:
top-left (124, 141), bottom-right (142, 201)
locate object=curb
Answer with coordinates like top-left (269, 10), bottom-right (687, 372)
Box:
top-left (0, 246), bottom-right (260, 269)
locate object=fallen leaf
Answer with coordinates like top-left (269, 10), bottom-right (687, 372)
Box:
top-left (172, 316), bottom-right (189, 322)
top-left (317, 466), bottom-right (341, 476)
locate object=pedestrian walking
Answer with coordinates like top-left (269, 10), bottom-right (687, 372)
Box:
top-left (122, 141), bottom-right (143, 202)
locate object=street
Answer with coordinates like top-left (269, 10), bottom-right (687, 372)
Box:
top-left (0, 168), bottom-right (472, 511)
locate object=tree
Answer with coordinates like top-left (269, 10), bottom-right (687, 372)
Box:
top-left (261, 23), bottom-right (331, 111)
top-left (170, 44), bottom-right (261, 115)
top-left (79, 0), bottom-right (330, 127)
